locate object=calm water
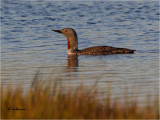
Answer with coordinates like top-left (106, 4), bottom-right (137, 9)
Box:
top-left (1, 0), bottom-right (159, 102)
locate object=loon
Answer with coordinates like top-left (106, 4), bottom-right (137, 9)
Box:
top-left (52, 28), bottom-right (135, 55)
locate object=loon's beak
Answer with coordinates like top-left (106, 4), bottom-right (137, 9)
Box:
top-left (52, 30), bottom-right (62, 33)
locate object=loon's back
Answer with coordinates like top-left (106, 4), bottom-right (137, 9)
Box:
top-left (77, 46), bottom-right (135, 55)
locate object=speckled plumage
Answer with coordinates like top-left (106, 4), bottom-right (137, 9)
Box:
top-left (77, 46), bottom-right (135, 55)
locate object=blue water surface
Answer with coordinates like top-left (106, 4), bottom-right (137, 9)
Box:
top-left (1, 0), bottom-right (159, 102)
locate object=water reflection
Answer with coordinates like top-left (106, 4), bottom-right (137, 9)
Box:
top-left (67, 55), bottom-right (79, 68)
top-left (66, 55), bottom-right (79, 81)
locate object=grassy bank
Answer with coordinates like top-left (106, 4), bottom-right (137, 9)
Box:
top-left (1, 84), bottom-right (159, 119)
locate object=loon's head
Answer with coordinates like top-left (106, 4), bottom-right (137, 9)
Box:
top-left (52, 28), bottom-right (78, 54)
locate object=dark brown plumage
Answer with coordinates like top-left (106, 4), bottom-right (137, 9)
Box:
top-left (77, 46), bottom-right (135, 55)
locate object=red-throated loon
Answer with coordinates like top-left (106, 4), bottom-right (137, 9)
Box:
top-left (52, 28), bottom-right (135, 55)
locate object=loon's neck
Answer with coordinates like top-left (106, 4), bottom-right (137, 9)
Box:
top-left (67, 36), bottom-right (78, 55)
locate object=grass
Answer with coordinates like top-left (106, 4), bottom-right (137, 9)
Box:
top-left (1, 82), bottom-right (159, 119)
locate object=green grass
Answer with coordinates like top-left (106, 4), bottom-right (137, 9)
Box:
top-left (1, 83), bottom-right (159, 119)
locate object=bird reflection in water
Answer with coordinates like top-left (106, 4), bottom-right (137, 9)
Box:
top-left (67, 55), bottom-right (79, 72)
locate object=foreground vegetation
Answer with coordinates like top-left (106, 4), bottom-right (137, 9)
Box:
top-left (1, 83), bottom-right (159, 119)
